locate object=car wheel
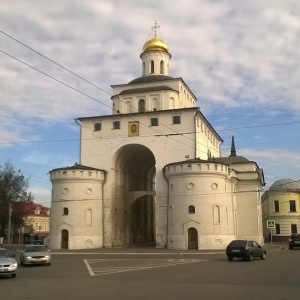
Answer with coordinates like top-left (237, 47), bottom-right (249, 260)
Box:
top-left (12, 273), bottom-right (16, 278)
top-left (227, 256), bottom-right (233, 261)
top-left (260, 252), bottom-right (266, 260)
top-left (248, 253), bottom-right (254, 261)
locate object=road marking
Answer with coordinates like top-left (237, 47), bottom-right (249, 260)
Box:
top-left (84, 258), bottom-right (209, 276)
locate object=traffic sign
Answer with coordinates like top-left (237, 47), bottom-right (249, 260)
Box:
top-left (267, 220), bottom-right (276, 228)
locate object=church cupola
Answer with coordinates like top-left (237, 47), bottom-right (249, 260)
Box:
top-left (140, 22), bottom-right (171, 77)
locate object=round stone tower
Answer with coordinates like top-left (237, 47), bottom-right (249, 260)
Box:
top-left (164, 159), bottom-right (237, 250)
top-left (47, 164), bottom-right (106, 250)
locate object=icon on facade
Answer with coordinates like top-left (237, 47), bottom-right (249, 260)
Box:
top-left (128, 121), bottom-right (139, 137)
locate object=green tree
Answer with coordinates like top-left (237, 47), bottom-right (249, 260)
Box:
top-left (0, 161), bottom-right (33, 237)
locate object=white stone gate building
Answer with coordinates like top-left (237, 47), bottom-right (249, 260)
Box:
top-left (48, 29), bottom-right (265, 250)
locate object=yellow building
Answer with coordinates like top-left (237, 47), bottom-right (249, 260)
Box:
top-left (262, 179), bottom-right (300, 242)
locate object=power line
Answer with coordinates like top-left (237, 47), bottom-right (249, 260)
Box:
top-left (1, 32), bottom-right (298, 160)
top-left (0, 49), bottom-right (113, 111)
top-left (0, 30), bottom-right (112, 97)
top-left (1, 32), bottom-right (296, 189)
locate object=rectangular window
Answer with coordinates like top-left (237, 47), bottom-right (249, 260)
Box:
top-left (150, 117), bottom-right (158, 126)
top-left (34, 222), bottom-right (39, 230)
top-left (291, 224), bottom-right (297, 233)
top-left (94, 123), bottom-right (101, 131)
top-left (274, 200), bottom-right (279, 212)
top-left (289, 200), bottom-right (296, 212)
top-left (172, 115), bottom-right (181, 124)
top-left (113, 121), bottom-right (120, 129)
top-left (275, 223), bottom-right (280, 234)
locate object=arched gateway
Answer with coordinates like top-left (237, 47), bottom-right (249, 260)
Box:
top-left (112, 144), bottom-right (156, 246)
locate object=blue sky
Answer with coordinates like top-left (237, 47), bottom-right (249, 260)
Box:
top-left (1, 0), bottom-right (299, 207)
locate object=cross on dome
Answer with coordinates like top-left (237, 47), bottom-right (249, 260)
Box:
top-left (152, 21), bottom-right (160, 38)
top-left (142, 21), bottom-right (169, 53)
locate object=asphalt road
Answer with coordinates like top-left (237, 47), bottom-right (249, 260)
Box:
top-left (1, 243), bottom-right (300, 300)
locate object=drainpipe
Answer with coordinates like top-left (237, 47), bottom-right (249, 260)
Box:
top-left (162, 167), bottom-right (169, 249)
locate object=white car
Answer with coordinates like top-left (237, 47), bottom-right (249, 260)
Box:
top-left (0, 247), bottom-right (18, 278)
top-left (19, 245), bottom-right (51, 266)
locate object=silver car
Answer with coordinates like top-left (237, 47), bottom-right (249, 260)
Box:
top-left (0, 247), bottom-right (18, 278)
top-left (19, 245), bottom-right (51, 266)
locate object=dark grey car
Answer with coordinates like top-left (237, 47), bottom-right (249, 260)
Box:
top-left (289, 233), bottom-right (300, 249)
top-left (226, 240), bottom-right (266, 261)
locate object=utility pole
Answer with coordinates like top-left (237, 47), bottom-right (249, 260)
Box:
top-left (7, 202), bottom-right (12, 244)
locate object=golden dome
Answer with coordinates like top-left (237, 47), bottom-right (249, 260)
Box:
top-left (142, 37), bottom-right (169, 52)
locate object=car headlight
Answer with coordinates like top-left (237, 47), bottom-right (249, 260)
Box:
top-left (26, 256), bottom-right (32, 259)
top-left (44, 255), bottom-right (50, 258)
top-left (11, 262), bottom-right (18, 267)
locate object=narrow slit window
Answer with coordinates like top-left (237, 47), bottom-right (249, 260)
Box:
top-left (160, 60), bottom-right (164, 74)
top-left (274, 200), bottom-right (279, 212)
top-left (150, 60), bottom-right (154, 73)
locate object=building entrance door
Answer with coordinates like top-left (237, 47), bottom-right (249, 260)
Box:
top-left (61, 229), bottom-right (69, 249)
top-left (188, 227), bottom-right (198, 249)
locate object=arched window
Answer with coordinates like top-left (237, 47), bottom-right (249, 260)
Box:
top-left (169, 97), bottom-right (175, 109)
top-left (138, 99), bottom-right (145, 112)
top-left (150, 60), bottom-right (154, 73)
top-left (63, 207), bottom-right (69, 215)
top-left (189, 205), bottom-right (195, 214)
top-left (160, 60), bottom-right (164, 74)
top-left (213, 205), bottom-right (220, 224)
top-left (152, 98), bottom-right (157, 110)
top-left (125, 101), bottom-right (131, 114)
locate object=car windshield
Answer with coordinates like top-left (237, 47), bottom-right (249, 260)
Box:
top-left (229, 241), bottom-right (247, 247)
top-left (25, 246), bottom-right (48, 252)
top-left (0, 249), bottom-right (10, 258)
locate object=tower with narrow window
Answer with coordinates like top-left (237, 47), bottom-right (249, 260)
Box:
top-left (48, 165), bottom-right (105, 249)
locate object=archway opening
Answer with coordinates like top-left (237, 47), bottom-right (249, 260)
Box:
top-left (113, 144), bottom-right (156, 246)
top-left (129, 195), bottom-right (155, 244)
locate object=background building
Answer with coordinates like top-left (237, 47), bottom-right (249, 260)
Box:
top-left (47, 27), bottom-right (265, 250)
top-left (22, 203), bottom-right (50, 243)
top-left (262, 179), bottom-right (300, 242)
